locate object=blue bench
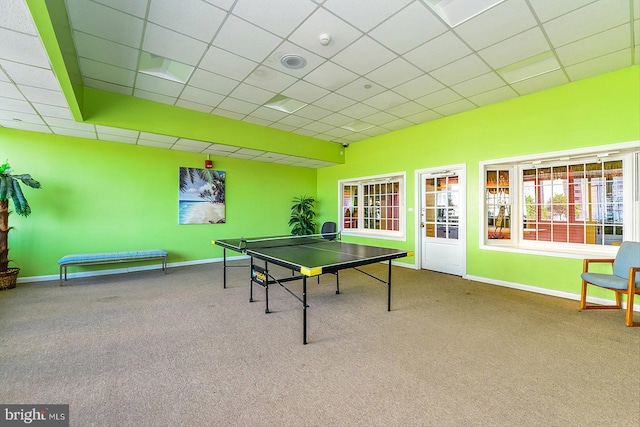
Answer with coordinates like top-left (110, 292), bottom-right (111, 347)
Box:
top-left (58, 250), bottom-right (168, 285)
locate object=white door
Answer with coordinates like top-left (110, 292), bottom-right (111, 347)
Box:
top-left (419, 167), bottom-right (466, 276)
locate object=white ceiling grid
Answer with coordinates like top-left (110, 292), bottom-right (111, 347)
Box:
top-left (0, 0), bottom-right (638, 168)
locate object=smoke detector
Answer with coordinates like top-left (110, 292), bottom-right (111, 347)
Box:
top-left (319, 33), bottom-right (331, 46)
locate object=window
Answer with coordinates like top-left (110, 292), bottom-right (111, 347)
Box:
top-left (481, 142), bottom-right (639, 256)
top-left (340, 173), bottom-right (405, 239)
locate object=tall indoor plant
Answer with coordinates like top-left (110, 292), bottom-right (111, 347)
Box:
top-left (0, 161), bottom-right (41, 289)
top-left (289, 195), bottom-right (316, 236)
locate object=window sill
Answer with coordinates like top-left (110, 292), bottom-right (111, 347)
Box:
top-left (480, 242), bottom-right (618, 259)
top-left (342, 230), bottom-right (406, 241)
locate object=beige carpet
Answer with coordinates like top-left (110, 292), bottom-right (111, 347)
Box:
top-left (1, 262), bottom-right (638, 427)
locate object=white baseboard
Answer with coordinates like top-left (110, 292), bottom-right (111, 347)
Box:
top-left (16, 255), bottom-right (249, 284)
top-left (464, 274), bottom-right (640, 313)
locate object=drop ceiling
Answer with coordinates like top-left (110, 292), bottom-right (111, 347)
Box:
top-left (0, 0), bottom-right (638, 168)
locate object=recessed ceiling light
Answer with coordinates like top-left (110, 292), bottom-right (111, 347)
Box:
top-left (138, 51), bottom-right (195, 84)
top-left (280, 54), bottom-right (307, 70)
top-left (263, 94), bottom-right (308, 114)
top-left (498, 51), bottom-right (560, 84)
top-left (424, 0), bottom-right (505, 27)
top-left (341, 120), bottom-right (374, 132)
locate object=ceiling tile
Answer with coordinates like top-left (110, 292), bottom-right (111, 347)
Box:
top-left (18, 85), bottom-right (68, 107)
top-left (73, 31), bottom-right (139, 70)
top-left (93, 0), bottom-right (149, 18)
top-left (51, 127), bottom-right (97, 139)
top-left (312, 93), bottom-right (356, 111)
top-left (96, 125), bottom-right (139, 137)
top-left (288, 8), bottom-right (362, 58)
top-left (79, 57), bottom-right (135, 87)
top-left (0, 97), bottom-right (36, 115)
top-left (332, 36), bottom-right (396, 75)
top-left (365, 57), bottom-right (423, 89)
top-left (66, 0), bottom-right (144, 48)
top-left (244, 66), bottom-right (297, 92)
top-left (232, 0), bottom-right (317, 37)
top-left (451, 72), bottom-right (505, 97)
top-left (216, 97), bottom-right (259, 115)
top-left (199, 46), bottom-right (258, 81)
top-left (295, 104), bottom-right (332, 120)
top-left (175, 99), bottom-right (214, 113)
top-left (0, 0), bottom-right (38, 34)
top-left (0, 28), bottom-right (50, 68)
top-left (362, 90), bottom-right (407, 110)
top-left (249, 106), bottom-right (289, 121)
top-left (0, 61), bottom-right (59, 90)
top-left (528, 0), bottom-right (598, 23)
top-left (139, 132), bottom-right (179, 143)
top-left (564, 49), bottom-right (633, 81)
top-left (415, 88), bottom-right (462, 109)
top-left (467, 85), bottom-right (518, 107)
top-left (180, 86), bottom-right (225, 107)
top-left (303, 61), bottom-right (358, 91)
top-left (0, 119), bottom-right (50, 133)
top-left (282, 80), bottom-right (329, 103)
top-left (393, 74), bottom-right (444, 99)
top-left (404, 31), bottom-right (472, 73)
top-left (369, 2), bottom-right (447, 54)
top-left (32, 103), bottom-right (74, 120)
top-left (362, 110), bottom-right (397, 125)
top-left (335, 77), bottom-right (385, 101)
top-left (432, 99), bottom-right (477, 116)
top-left (135, 73), bottom-right (185, 97)
top-left (213, 15), bottom-right (282, 63)
top-left (319, 112), bottom-right (354, 127)
top-left (138, 139), bottom-right (173, 148)
top-left (277, 115), bottom-right (313, 128)
top-left (0, 81), bottom-right (24, 100)
top-left (340, 102), bottom-right (378, 119)
top-left (133, 89), bottom-right (177, 105)
top-left (543, 0), bottom-right (630, 47)
top-left (148, 0), bottom-right (226, 42)
top-left (142, 23), bottom-right (208, 66)
top-left (229, 83), bottom-right (276, 104)
top-left (386, 101), bottom-right (426, 118)
top-left (203, 0), bottom-right (235, 11)
top-left (429, 54), bottom-right (491, 86)
top-left (478, 27), bottom-right (551, 69)
top-left (189, 69), bottom-right (239, 95)
top-left (404, 109), bottom-right (442, 124)
top-left (454, 0), bottom-right (538, 51)
top-left (211, 108), bottom-right (245, 120)
top-left (83, 78), bottom-right (133, 95)
top-left (323, 0), bottom-right (412, 32)
top-left (556, 25), bottom-right (631, 67)
top-left (510, 69), bottom-right (569, 95)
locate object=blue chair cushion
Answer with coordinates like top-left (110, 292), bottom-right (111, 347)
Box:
top-left (613, 241), bottom-right (640, 280)
top-left (581, 272), bottom-right (633, 290)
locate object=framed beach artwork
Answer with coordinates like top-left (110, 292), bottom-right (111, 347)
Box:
top-left (179, 167), bottom-right (226, 224)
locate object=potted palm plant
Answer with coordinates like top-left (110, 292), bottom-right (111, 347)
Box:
top-left (0, 161), bottom-right (41, 290)
top-left (289, 195), bottom-right (317, 236)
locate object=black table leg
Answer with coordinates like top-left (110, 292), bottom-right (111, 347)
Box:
top-left (223, 248), bottom-right (227, 289)
top-left (303, 276), bottom-right (307, 345)
top-left (387, 260), bottom-right (392, 312)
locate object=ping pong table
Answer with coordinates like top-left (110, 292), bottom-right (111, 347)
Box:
top-left (213, 233), bottom-right (412, 344)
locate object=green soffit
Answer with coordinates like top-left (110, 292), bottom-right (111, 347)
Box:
top-left (25, 0), bottom-right (344, 164)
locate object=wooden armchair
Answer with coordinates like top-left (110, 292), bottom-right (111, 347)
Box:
top-left (580, 241), bottom-right (640, 326)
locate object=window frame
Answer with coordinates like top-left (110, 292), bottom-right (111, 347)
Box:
top-left (339, 172), bottom-right (406, 241)
top-left (479, 141), bottom-right (639, 258)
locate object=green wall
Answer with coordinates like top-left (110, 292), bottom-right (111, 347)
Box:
top-left (317, 65), bottom-right (640, 297)
top-left (1, 128), bottom-right (317, 278)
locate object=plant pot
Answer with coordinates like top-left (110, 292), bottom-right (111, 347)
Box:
top-left (0, 268), bottom-right (19, 290)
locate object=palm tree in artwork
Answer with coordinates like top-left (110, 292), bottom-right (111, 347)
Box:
top-left (179, 168), bottom-right (225, 203)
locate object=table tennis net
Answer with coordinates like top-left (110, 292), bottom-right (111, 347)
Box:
top-left (241, 232), bottom-right (339, 250)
